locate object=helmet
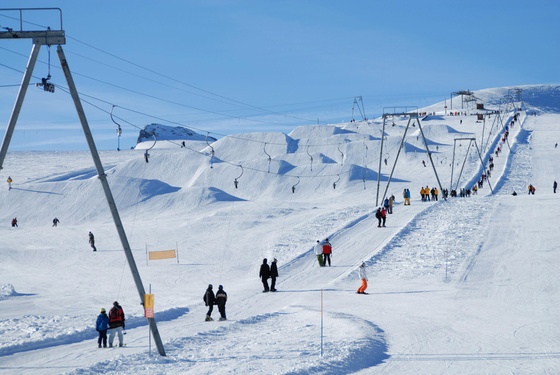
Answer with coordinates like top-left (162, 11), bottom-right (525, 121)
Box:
top-left (100, 308), bottom-right (106, 313)
top-left (208, 284), bottom-right (213, 289)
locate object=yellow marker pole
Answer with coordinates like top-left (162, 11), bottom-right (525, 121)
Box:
top-left (145, 288), bottom-right (154, 355)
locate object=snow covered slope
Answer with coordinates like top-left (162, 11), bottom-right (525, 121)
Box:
top-left (0, 85), bottom-right (559, 374)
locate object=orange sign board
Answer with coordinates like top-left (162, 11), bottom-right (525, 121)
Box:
top-left (148, 250), bottom-right (176, 260)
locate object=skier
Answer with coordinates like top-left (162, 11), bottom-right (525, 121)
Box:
top-left (554, 180), bottom-right (557, 193)
top-left (356, 262), bottom-right (368, 294)
top-left (270, 258), bottom-right (279, 292)
top-left (7, 176), bottom-right (12, 190)
top-left (11, 217), bottom-right (18, 227)
top-left (322, 239), bottom-right (332, 267)
top-left (52, 217), bottom-right (60, 227)
top-left (215, 285), bottom-right (227, 321)
top-left (314, 240), bottom-right (324, 267)
top-left (108, 301), bottom-right (125, 347)
top-left (95, 307), bottom-right (109, 348)
top-left (203, 284), bottom-right (216, 321)
top-left (89, 231), bottom-right (97, 252)
top-left (259, 258), bottom-right (271, 292)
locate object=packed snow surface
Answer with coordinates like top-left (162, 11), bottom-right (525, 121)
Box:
top-left (1, 85), bottom-right (560, 374)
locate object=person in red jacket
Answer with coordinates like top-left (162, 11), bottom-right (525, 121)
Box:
top-left (108, 301), bottom-right (125, 347)
top-left (322, 239), bottom-right (332, 267)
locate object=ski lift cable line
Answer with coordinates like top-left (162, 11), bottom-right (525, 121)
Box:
top-left (0, 46), bottom-right (310, 128)
top-left (64, 48), bottom-right (246, 109)
top-left (59, 81), bottom-right (301, 139)
top-left (1, 44), bottom-right (358, 127)
top-left (66, 48), bottom-right (317, 124)
top-left (64, 69), bottom-right (302, 128)
top-left (65, 35), bottom-right (315, 123)
top-left (60, 84), bottom-right (373, 151)
top-left (74, 89), bottom-right (364, 149)
top-left (58, 86), bottom-right (364, 181)
top-left (59, 83), bottom-right (393, 170)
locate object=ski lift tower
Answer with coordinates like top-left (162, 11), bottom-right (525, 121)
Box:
top-left (375, 106), bottom-right (445, 207)
top-left (0, 8), bottom-right (166, 356)
top-left (351, 96), bottom-right (367, 122)
top-left (450, 90), bottom-right (474, 111)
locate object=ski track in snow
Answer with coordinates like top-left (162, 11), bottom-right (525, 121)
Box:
top-left (0, 308), bottom-right (188, 357)
top-left (67, 309), bottom-right (388, 375)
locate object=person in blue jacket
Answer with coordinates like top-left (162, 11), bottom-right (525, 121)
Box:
top-left (96, 307), bottom-right (109, 348)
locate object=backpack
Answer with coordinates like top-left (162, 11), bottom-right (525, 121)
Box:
top-left (109, 306), bottom-right (123, 322)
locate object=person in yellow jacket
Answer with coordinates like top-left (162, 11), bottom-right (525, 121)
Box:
top-left (7, 176), bottom-right (12, 190)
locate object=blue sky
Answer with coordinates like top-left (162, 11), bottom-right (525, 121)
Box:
top-left (1, 0), bottom-right (559, 151)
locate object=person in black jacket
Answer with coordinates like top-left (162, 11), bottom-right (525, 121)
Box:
top-left (89, 231), bottom-right (97, 252)
top-left (259, 258), bottom-right (271, 292)
top-left (215, 285), bottom-right (228, 321)
top-left (203, 284), bottom-right (216, 321)
top-left (270, 258), bottom-right (279, 292)
top-left (108, 301), bottom-right (125, 347)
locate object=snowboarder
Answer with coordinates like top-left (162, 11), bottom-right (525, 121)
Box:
top-left (89, 231), bottom-right (97, 251)
top-left (554, 180), bottom-right (557, 193)
top-left (322, 239), bottom-right (332, 267)
top-left (11, 217), bottom-right (18, 227)
top-left (270, 258), bottom-right (279, 291)
top-left (96, 307), bottom-right (109, 348)
top-left (215, 285), bottom-right (227, 321)
top-left (314, 240), bottom-right (324, 267)
top-left (7, 176), bottom-right (12, 190)
top-left (108, 301), bottom-right (125, 347)
top-left (528, 184), bottom-right (536, 195)
top-left (259, 258), bottom-right (271, 292)
top-left (203, 284), bottom-right (216, 321)
top-left (52, 217), bottom-right (60, 227)
top-left (356, 262), bottom-right (368, 294)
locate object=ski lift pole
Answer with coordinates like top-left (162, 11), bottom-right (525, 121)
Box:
top-left (320, 289), bottom-right (324, 357)
top-left (455, 139), bottom-right (473, 191)
top-left (57, 45), bottom-right (166, 356)
top-left (0, 42), bottom-right (42, 169)
top-left (381, 116), bottom-right (413, 203)
top-left (417, 116), bottom-right (446, 200)
top-left (450, 139), bottom-right (458, 191)
top-left (375, 117), bottom-right (387, 207)
top-left (110, 105), bottom-right (123, 151)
